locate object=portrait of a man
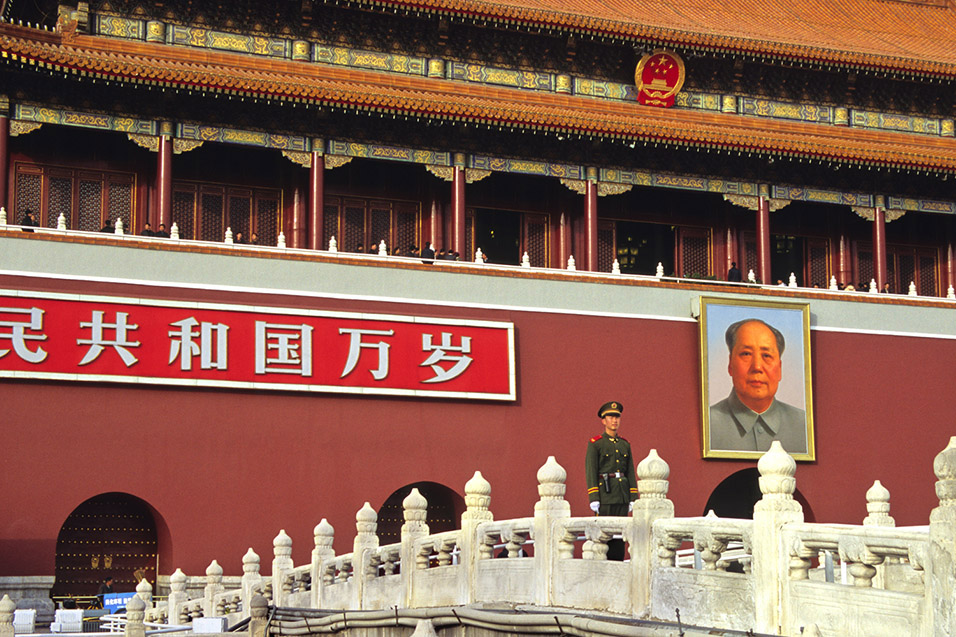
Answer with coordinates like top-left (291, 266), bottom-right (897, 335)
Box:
top-left (700, 298), bottom-right (814, 460)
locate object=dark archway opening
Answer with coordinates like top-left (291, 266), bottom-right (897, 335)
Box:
top-left (704, 468), bottom-right (815, 522)
top-left (52, 493), bottom-right (159, 600)
top-left (376, 482), bottom-right (465, 546)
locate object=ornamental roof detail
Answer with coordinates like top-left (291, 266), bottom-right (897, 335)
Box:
top-left (351, 0), bottom-right (956, 77)
top-left (3, 24), bottom-right (956, 174)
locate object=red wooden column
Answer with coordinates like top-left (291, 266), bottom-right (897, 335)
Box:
top-left (156, 122), bottom-right (173, 229)
top-left (946, 240), bottom-right (955, 295)
top-left (756, 186), bottom-right (772, 285)
top-left (872, 197), bottom-right (888, 291)
top-left (0, 107), bottom-right (8, 215)
top-left (581, 168), bottom-right (598, 272)
top-left (308, 150), bottom-right (324, 250)
top-left (451, 155), bottom-right (466, 257)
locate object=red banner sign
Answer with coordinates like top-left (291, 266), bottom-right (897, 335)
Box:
top-left (0, 291), bottom-right (516, 400)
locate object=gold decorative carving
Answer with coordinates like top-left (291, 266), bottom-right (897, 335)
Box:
top-left (91, 555), bottom-right (99, 569)
top-left (173, 139), bottom-right (204, 154)
top-left (10, 121), bottom-right (43, 137)
top-left (465, 169), bottom-right (492, 184)
top-left (103, 555), bottom-right (113, 568)
top-left (427, 165), bottom-right (454, 181)
top-left (560, 178), bottom-right (587, 195)
top-left (598, 183), bottom-right (632, 197)
top-left (324, 155), bottom-right (352, 169)
top-left (723, 194), bottom-right (790, 212)
top-left (127, 133), bottom-right (159, 152)
top-left (853, 206), bottom-right (906, 223)
top-left (282, 150), bottom-right (312, 168)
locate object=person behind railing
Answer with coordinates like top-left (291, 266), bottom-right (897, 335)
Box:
top-left (154, 223), bottom-right (170, 238)
top-left (727, 261), bottom-right (742, 282)
top-left (250, 232), bottom-right (259, 245)
top-left (421, 243), bottom-right (435, 264)
top-left (585, 401), bottom-right (638, 561)
top-left (141, 222), bottom-right (155, 237)
top-left (20, 209), bottom-right (38, 232)
top-left (96, 576), bottom-right (114, 608)
top-left (100, 218), bottom-right (114, 233)
top-left (235, 231), bottom-right (246, 244)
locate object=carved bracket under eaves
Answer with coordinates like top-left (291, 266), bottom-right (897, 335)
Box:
top-left (128, 133), bottom-right (159, 152)
top-left (325, 155), bottom-right (352, 169)
top-left (723, 194), bottom-right (790, 212)
top-left (174, 139), bottom-right (204, 154)
top-left (560, 178), bottom-right (633, 196)
top-left (9, 121), bottom-right (43, 137)
top-left (852, 206), bottom-right (906, 223)
top-left (282, 150), bottom-right (312, 168)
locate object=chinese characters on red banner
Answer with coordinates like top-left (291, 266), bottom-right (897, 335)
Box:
top-left (0, 292), bottom-right (516, 400)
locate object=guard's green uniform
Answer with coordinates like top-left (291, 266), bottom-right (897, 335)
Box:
top-left (586, 432), bottom-right (638, 515)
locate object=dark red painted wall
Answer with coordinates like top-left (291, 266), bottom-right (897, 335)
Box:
top-left (1, 274), bottom-right (953, 581)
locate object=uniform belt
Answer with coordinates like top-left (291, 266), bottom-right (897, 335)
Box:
top-left (600, 472), bottom-right (624, 479)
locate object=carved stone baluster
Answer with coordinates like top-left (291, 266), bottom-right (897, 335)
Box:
top-left (657, 533), bottom-right (681, 567)
top-left (478, 533), bottom-right (496, 560)
top-left (556, 528), bottom-right (576, 560)
top-left (417, 544), bottom-right (432, 570)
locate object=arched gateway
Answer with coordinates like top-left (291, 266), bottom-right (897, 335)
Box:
top-left (52, 493), bottom-right (159, 600)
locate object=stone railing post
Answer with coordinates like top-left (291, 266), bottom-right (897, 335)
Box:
top-left (863, 480), bottom-right (895, 589)
top-left (271, 530), bottom-right (293, 607)
top-left (167, 569), bottom-right (188, 624)
top-left (630, 449), bottom-right (674, 617)
top-left (203, 560), bottom-right (224, 617)
top-left (532, 456), bottom-right (570, 606)
top-left (0, 595), bottom-right (14, 637)
top-left (124, 596), bottom-right (146, 637)
top-left (460, 471), bottom-right (493, 604)
top-left (310, 519), bottom-right (334, 610)
top-left (248, 594), bottom-right (269, 637)
top-left (400, 488), bottom-right (430, 607)
top-left (752, 441), bottom-right (803, 635)
top-left (135, 578), bottom-right (153, 609)
top-left (240, 548), bottom-right (262, 615)
top-left (353, 503), bottom-right (379, 610)
top-left (928, 436), bottom-right (956, 637)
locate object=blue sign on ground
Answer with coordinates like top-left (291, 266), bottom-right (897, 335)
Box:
top-left (102, 593), bottom-right (136, 612)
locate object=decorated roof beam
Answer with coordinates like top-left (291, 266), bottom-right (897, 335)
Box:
top-left (340, 0), bottom-right (956, 81)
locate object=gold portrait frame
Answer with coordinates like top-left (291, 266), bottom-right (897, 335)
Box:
top-left (699, 297), bottom-right (815, 461)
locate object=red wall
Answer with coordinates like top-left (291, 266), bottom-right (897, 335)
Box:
top-left (2, 274), bottom-right (953, 579)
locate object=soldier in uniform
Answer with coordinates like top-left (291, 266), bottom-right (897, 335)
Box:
top-left (585, 401), bottom-right (638, 560)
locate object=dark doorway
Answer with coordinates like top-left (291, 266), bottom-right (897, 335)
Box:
top-left (771, 235), bottom-right (806, 287)
top-left (616, 221), bottom-right (676, 276)
top-left (53, 493), bottom-right (159, 599)
top-left (704, 469), bottom-right (762, 519)
top-left (474, 209), bottom-right (521, 265)
top-left (704, 468), bottom-right (815, 522)
top-left (376, 482), bottom-right (465, 545)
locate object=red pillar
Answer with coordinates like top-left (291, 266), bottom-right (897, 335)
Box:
top-left (156, 133), bottom-right (172, 228)
top-left (946, 241), bottom-right (954, 294)
top-left (585, 180), bottom-right (598, 271)
top-left (0, 113), bottom-right (8, 215)
top-left (872, 204), bottom-right (887, 291)
top-left (451, 166), bottom-right (465, 257)
top-left (308, 152), bottom-right (324, 250)
top-left (756, 193), bottom-right (771, 285)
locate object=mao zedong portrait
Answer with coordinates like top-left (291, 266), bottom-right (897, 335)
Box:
top-left (709, 318), bottom-right (807, 454)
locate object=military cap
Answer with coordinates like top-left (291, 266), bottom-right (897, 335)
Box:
top-left (598, 401), bottom-right (623, 418)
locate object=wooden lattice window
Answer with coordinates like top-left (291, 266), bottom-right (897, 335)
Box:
top-left (857, 245), bottom-right (874, 288)
top-left (13, 163), bottom-right (135, 231)
top-left (523, 213), bottom-right (549, 268)
top-left (678, 227), bottom-right (711, 278)
top-left (918, 253), bottom-right (938, 296)
top-left (597, 221), bottom-right (615, 273)
top-left (806, 239), bottom-right (829, 288)
top-left (325, 196), bottom-right (421, 254)
top-left (172, 182), bottom-right (280, 243)
top-left (465, 212), bottom-right (474, 261)
top-left (742, 232), bottom-right (758, 280)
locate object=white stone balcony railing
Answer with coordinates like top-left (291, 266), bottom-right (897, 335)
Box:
top-left (43, 437), bottom-right (956, 637)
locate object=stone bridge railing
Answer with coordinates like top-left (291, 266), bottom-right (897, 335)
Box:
top-left (74, 437), bottom-right (956, 637)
